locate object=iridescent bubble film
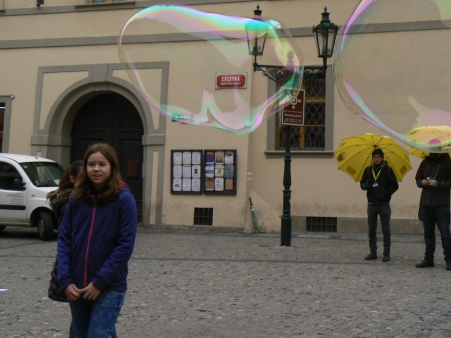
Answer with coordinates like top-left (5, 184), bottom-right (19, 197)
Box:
top-left (119, 5), bottom-right (303, 135)
top-left (334, 0), bottom-right (451, 152)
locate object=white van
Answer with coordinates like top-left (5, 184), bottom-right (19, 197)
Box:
top-left (0, 153), bottom-right (64, 240)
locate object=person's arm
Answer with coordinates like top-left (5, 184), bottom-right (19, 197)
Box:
top-left (57, 197), bottom-right (80, 300)
top-left (360, 167), bottom-right (369, 190)
top-left (415, 161), bottom-right (426, 188)
top-left (386, 166), bottom-right (399, 196)
top-left (433, 161), bottom-right (451, 190)
top-left (89, 191), bottom-right (137, 293)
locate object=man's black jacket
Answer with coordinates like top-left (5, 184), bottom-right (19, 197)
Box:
top-left (360, 161), bottom-right (399, 204)
top-left (415, 154), bottom-right (451, 207)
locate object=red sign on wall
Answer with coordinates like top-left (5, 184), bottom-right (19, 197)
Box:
top-left (215, 73), bottom-right (247, 89)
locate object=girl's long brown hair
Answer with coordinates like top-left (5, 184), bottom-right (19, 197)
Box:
top-left (74, 143), bottom-right (124, 204)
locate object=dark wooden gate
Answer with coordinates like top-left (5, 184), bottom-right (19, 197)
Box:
top-left (71, 93), bottom-right (144, 221)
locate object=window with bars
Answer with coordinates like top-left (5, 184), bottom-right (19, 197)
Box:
top-left (193, 207), bottom-right (213, 226)
top-left (276, 75), bottom-right (326, 150)
top-left (306, 217), bottom-right (337, 232)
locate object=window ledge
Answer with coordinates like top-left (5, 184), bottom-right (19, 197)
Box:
top-left (264, 150), bottom-right (334, 158)
top-left (75, 1), bottom-right (135, 10)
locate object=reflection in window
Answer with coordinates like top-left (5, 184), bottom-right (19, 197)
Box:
top-left (20, 162), bottom-right (64, 187)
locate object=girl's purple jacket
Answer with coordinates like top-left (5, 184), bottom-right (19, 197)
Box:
top-left (57, 187), bottom-right (137, 293)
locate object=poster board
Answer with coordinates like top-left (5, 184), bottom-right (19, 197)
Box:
top-left (171, 150), bottom-right (203, 194)
top-left (204, 149), bottom-right (237, 195)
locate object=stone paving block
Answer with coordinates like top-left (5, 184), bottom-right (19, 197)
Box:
top-left (1, 227), bottom-right (451, 337)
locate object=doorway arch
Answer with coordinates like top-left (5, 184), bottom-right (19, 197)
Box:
top-left (30, 63), bottom-right (170, 227)
top-left (71, 92), bottom-right (144, 221)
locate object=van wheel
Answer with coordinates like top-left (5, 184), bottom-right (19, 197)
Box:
top-left (0, 226), bottom-right (6, 232)
top-left (37, 212), bottom-right (54, 241)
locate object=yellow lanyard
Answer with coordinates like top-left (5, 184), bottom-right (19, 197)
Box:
top-left (372, 167), bottom-right (382, 182)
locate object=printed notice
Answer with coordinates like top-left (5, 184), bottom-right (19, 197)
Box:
top-left (192, 178), bottom-right (201, 191)
top-left (215, 165), bottom-right (224, 177)
top-left (182, 165), bottom-right (191, 178)
top-left (214, 178), bottom-right (224, 191)
top-left (225, 178), bottom-right (234, 190)
top-left (173, 165), bottom-right (182, 178)
top-left (205, 151), bottom-right (215, 164)
top-left (205, 177), bottom-right (214, 191)
top-left (192, 151), bottom-right (201, 164)
top-left (183, 152), bottom-right (192, 164)
top-left (225, 151), bottom-right (234, 164)
top-left (192, 165), bottom-right (201, 179)
top-left (224, 164), bottom-right (234, 178)
top-left (182, 178), bottom-right (191, 191)
top-left (215, 151), bottom-right (224, 164)
top-left (173, 152), bottom-right (182, 165)
top-left (173, 178), bottom-right (182, 191)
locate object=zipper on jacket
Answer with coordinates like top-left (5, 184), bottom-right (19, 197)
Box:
top-left (84, 204), bottom-right (97, 287)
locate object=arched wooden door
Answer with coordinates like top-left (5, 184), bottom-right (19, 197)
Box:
top-left (71, 93), bottom-right (144, 222)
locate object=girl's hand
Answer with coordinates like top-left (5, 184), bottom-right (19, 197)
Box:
top-left (64, 284), bottom-right (81, 301)
top-left (80, 282), bottom-right (101, 301)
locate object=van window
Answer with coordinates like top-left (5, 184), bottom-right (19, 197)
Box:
top-left (20, 162), bottom-right (64, 187)
top-left (0, 162), bottom-right (22, 190)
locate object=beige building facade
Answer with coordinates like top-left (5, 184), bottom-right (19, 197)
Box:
top-left (0, 0), bottom-right (426, 234)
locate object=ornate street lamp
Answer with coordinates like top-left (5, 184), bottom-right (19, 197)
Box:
top-left (245, 5), bottom-right (297, 82)
top-left (313, 7), bottom-right (339, 68)
top-left (246, 6), bottom-right (338, 246)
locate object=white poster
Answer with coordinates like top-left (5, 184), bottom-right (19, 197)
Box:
top-left (183, 151), bottom-right (192, 164)
top-left (192, 165), bottom-right (201, 178)
top-left (173, 152), bottom-right (183, 165)
top-left (173, 178), bottom-right (182, 191)
top-left (192, 178), bottom-right (201, 191)
top-left (182, 178), bottom-right (192, 191)
top-left (192, 151), bottom-right (201, 164)
top-left (215, 178), bottom-right (224, 191)
top-left (182, 165), bottom-right (191, 178)
top-left (173, 165), bottom-right (182, 178)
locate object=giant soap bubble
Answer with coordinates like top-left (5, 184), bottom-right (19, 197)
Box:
top-left (119, 5), bottom-right (303, 135)
top-left (334, 0), bottom-right (451, 152)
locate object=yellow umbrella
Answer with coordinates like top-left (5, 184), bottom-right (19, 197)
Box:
top-left (409, 146), bottom-right (430, 160)
top-left (409, 146), bottom-right (451, 160)
top-left (406, 125), bottom-right (451, 152)
top-left (334, 133), bottom-right (412, 182)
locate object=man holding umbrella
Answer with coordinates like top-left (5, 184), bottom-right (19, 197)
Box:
top-left (360, 148), bottom-right (399, 262)
top-left (415, 152), bottom-right (451, 270)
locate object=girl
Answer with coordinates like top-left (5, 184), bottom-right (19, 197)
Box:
top-left (57, 143), bottom-right (137, 338)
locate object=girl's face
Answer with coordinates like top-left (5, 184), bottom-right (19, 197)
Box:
top-left (87, 152), bottom-right (111, 190)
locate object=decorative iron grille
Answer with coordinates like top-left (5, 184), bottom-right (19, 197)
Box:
top-left (306, 217), bottom-right (337, 232)
top-left (194, 207), bottom-right (213, 226)
top-left (276, 74), bottom-right (326, 150)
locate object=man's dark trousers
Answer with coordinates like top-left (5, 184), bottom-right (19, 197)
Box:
top-left (368, 203), bottom-right (391, 255)
top-left (420, 205), bottom-right (451, 262)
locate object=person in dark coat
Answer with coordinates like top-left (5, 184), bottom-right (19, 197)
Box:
top-left (415, 152), bottom-right (451, 270)
top-left (360, 148), bottom-right (399, 262)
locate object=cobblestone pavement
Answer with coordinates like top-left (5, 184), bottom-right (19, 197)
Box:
top-left (1, 227), bottom-right (451, 338)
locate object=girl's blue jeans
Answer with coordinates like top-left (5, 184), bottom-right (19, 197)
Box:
top-left (69, 290), bottom-right (125, 338)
